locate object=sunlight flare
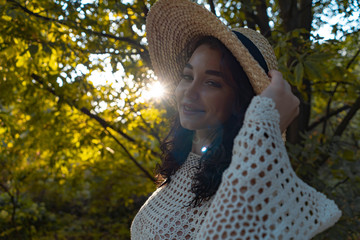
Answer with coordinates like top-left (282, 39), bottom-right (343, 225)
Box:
top-left (142, 81), bottom-right (165, 100)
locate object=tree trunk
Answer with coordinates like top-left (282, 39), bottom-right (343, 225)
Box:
top-left (278, 0), bottom-right (314, 144)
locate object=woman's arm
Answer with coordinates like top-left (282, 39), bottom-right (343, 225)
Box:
top-left (260, 70), bottom-right (300, 133)
top-left (196, 71), bottom-right (341, 239)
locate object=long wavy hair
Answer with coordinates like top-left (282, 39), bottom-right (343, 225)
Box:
top-left (156, 36), bottom-right (256, 207)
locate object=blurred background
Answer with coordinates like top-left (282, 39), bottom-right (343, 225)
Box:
top-left (0, 0), bottom-right (359, 239)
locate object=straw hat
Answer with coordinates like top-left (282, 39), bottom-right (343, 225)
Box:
top-left (146, 0), bottom-right (278, 95)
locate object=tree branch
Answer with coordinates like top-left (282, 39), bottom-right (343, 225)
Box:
top-left (307, 105), bottom-right (350, 131)
top-left (244, 10), bottom-right (257, 30)
top-left (346, 48), bottom-right (360, 69)
top-left (7, 0), bottom-right (151, 66)
top-left (31, 74), bottom-right (136, 143)
top-left (254, 0), bottom-right (271, 38)
top-left (322, 82), bottom-right (339, 135)
top-left (278, 0), bottom-right (299, 31)
top-left (299, 0), bottom-right (313, 35)
top-left (104, 129), bottom-right (155, 182)
top-left (79, 107), bottom-right (135, 143)
top-left (0, 182), bottom-right (12, 197)
top-left (0, 182), bottom-right (17, 226)
top-left (31, 74), bottom-right (160, 179)
top-left (313, 97), bottom-right (360, 168)
top-left (319, 47), bottom-right (360, 135)
top-left (331, 177), bottom-right (349, 191)
top-left (138, 114), bottom-right (162, 144)
top-left (333, 96), bottom-right (360, 137)
top-left (207, 0), bottom-right (217, 16)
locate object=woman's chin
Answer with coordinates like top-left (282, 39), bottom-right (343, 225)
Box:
top-left (180, 122), bottom-right (222, 132)
top-left (180, 123), bottom-right (199, 131)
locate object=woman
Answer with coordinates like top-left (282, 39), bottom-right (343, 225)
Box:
top-left (131, 0), bottom-right (342, 239)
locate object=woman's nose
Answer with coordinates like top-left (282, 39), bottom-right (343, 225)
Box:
top-left (184, 81), bottom-right (200, 100)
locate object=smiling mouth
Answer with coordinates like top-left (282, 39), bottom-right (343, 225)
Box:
top-left (183, 105), bottom-right (205, 113)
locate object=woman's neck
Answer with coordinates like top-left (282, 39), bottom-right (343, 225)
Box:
top-left (191, 128), bottom-right (218, 155)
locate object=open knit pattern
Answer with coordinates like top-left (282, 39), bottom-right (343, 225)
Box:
top-left (131, 96), bottom-right (342, 240)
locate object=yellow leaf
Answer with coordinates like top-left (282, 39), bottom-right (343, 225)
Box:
top-left (61, 166), bottom-right (69, 175)
top-left (16, 57), bottom-right (27, 68)
top-left (294, 62), bottom-right (304, 85)
top-left (1, 15), bottom-right (11, 21)
top-left (0, 210), bottom-right (8, 219)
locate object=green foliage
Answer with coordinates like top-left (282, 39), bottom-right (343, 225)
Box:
top-left (287, 133), bottom-right (360, 240)
top-left (272, 16), bottom-right (360, 240)
top-left (0, 0), bottom-right (359, 239)
top-left (0, 0), bottom-right (164, 238)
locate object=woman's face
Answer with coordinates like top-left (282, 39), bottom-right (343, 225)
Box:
top-left (175, 44), bottom-right (236, 131)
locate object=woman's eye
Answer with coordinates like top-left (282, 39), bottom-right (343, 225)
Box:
top-left (206, 81), bottom-right (222, 88)
top-left (180, 74), bottom-right (193, 81)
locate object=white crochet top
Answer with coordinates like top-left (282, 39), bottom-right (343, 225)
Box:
top-left (131, 96), bottom-right (342, 240)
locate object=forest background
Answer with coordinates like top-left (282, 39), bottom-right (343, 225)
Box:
top-left (0, 0), bottom-right (359, 239)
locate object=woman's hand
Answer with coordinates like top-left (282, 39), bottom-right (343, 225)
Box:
top-left (260, 70), bottom-right (300, 133)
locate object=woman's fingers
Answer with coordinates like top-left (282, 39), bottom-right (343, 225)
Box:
top-left (260, 70), bottom-right (300, 132)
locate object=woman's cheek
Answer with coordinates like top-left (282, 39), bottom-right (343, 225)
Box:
top-left (175, 84), bottom-right (183, 110)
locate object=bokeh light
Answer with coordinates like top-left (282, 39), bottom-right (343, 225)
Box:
top-left (142, 81), bottom-right (165, 100)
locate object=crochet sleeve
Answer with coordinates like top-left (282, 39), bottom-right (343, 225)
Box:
top-left (196, 96), bottom-right (342, 240)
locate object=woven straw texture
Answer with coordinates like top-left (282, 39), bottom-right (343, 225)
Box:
top-left (131, 96), bottom-right (341, 239)
top-left (146, 0), bottom-right (278, 95)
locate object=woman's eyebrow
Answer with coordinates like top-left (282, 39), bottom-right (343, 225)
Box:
top-left (184, 63), bottom-right (193, 69)
top-left (205, 70), bottom-right (224, 78)
top-left (184, 63), bottom-right (224, 78)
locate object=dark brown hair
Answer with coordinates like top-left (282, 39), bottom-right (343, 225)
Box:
top-left (156, 36), bottom-right (255, 207)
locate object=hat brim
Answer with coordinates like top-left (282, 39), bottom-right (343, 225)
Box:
top-left (146, 0), bottom-right (276, 95)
